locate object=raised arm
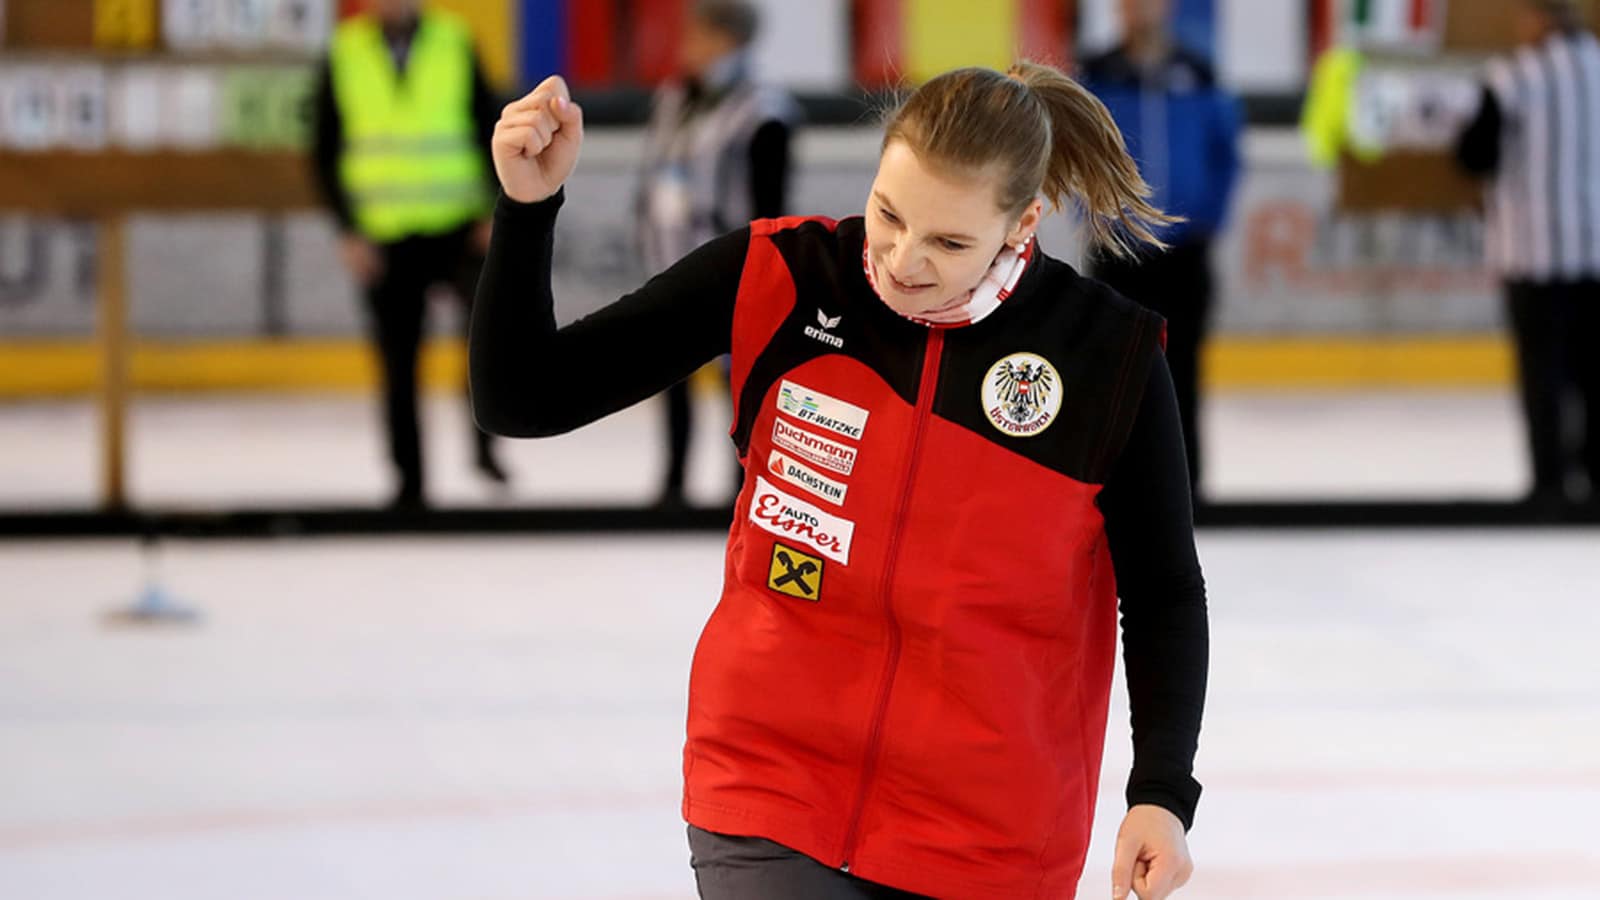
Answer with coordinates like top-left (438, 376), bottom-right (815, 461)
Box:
top-left (470, 76), bottom-right (748, 437)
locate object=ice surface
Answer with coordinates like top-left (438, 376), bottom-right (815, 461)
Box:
top-left (1, 529), bottom-right (1595, 898)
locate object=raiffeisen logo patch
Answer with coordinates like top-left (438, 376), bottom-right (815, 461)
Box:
top-left (767, 542), bottom-right (825, 601)
top-left (776, 380), bottom-right (868, 440)
top-left (748, 476), bottom-right (855, 564)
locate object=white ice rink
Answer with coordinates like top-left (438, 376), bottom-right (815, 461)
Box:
top-left (2, 390), bottom-right (1597, 899)
top-left (2, 531), bottom-right (1598, 900)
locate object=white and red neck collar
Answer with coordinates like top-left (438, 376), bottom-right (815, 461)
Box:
top-left (862, 235), bottom-right (1037, 328)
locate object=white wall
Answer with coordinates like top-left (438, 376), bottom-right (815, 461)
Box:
top-left (1078, 0), bottom-right (1124, 55)
top-left (749, 0), bottom-right (850, 91)
top-left (1218, 0), bottom-right (1307, 91)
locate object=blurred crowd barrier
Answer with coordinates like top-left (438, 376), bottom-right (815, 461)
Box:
top-left (0, 128), bottom-right (1507, 397)
top-left (2, 1), bottom-right (1546, 399)
top-left (8, 0), bottom-right (1586, 518)
top-left (6, 0), bottom-right (1587, 395)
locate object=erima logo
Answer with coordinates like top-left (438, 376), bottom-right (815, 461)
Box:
top-left (804, 309), bottom-right (844, 348)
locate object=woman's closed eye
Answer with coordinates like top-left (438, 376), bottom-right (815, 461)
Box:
top-left (878, 206), bottom-right (967, 252)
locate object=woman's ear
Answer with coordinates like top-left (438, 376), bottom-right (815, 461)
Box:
top-left (1006, 199), bottom-right (1044, 250)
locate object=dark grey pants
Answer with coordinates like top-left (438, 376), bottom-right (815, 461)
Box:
top-left (688, 826), bottom-right (932, 899)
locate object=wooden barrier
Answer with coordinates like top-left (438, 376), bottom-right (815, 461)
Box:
top-left (0, 150), bottom-right (317, 508)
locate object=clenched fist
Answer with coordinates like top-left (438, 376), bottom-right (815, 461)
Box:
top-left (1112, 805), bottom-right (1193, 900)
top-left (492, 74), bottom-right (585, 204)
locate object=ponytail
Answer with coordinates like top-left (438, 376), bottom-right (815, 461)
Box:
top-left (884, 61), bottom-right (1179, 258)
top-left (1006, 61), bottom-right (1177, 257)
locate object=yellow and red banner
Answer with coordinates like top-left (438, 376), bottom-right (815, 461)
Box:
top-left (856, 0), bottom-right (1069, 88)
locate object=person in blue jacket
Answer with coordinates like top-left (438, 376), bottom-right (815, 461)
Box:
top-left (1082, 0), bottom-right (1242, 497)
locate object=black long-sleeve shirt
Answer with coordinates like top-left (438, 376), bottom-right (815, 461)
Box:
top-left (471, 191), bottom-right (1209, 828)
top-left (309, 15), bottom-right (502, 235)
top-left (1455, 85), bottom-right (1502, 177)
top-left (746, 119), bottom-right (791, 219)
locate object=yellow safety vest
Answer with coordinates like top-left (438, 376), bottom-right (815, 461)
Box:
top-left (329, 11), bottom-right (491, 242)
top-left (1302, 46), bottom-right (1385, 170)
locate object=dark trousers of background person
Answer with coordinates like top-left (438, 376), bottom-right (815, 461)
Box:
top-left (661, 363), bottom-right (741, 507)
top-left (688, 826), bottom-right (931, 900)
top-left (365, 223), bottom-right (500, 507)
top-left (1092, 238), bottom-right (1214, 495)
top-left (1505, 279), bottom-right (1600, 506)
top-left (663, 379), bottom-right (694, 505)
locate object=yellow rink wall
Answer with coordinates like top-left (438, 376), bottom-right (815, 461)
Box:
top-left (0, 335), bottom-right (1514, 399)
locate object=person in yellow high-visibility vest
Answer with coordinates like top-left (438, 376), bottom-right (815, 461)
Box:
top-left (312, 0), bottom-right (505, 509)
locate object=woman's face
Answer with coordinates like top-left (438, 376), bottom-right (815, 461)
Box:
top-left (865, 140), bottom-right (1040, 317)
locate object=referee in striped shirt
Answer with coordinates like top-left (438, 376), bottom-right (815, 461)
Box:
top-left (1456, 0), bottom-right (1600, 511)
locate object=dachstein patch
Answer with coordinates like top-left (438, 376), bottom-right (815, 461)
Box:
top-left (982, 352), bottom-right (1062, 437)
top-left (767, 449), bottom-right (848, 506)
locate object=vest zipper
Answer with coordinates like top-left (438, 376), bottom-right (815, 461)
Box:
top-left (838, 328), bottom-right (945, 873)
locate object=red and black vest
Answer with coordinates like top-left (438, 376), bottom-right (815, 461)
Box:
top-left (683, 215), bottom-right (1165, 899)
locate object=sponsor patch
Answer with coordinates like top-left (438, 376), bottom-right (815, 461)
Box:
top-left (776, 380), bottom-right (869, 440)
top-left (767, 449), bottom-right (848, 506)
top-left (772, 419), bottom-right (858, 476)
top-left (748, 475), bottom-right (855, 564)
top-left (767, 542), bottom-right (825, 601)
top-left (982, 352), bottom-right (1063, 438)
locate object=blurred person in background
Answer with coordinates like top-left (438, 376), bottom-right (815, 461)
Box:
top-left (1081, 0), bottom-right (1242, 499)
top-left (640, 0), bottom-right (797, 509)
top-left (312, 0), bottom-right (507, 510)
top-left (475, 61), bottom-right (1206, 899)
top-left (1455, 0), bottom-right (1600, 511)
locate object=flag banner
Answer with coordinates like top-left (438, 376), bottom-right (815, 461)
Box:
top-left (94, 0), bottom-right (158, 48)
top-left (110, 64), bottom-right (166, 148)
top-left (1344, 0), bottom-right (1443, 51)
top-left (58, 65), bottom-right (110, 150)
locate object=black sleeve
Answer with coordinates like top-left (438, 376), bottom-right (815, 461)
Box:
top-left (748, 120), bottom-right (792, 219)
top-left (1455, 84), bottom-right (1502, 176)
top-left (470, 51), bottom-right (504, 201)
top-left (1098, 353), bottom-right (1210, 830)
top-left (469, 190), bottom-right (748, 437)
top-left (310, 58), bottom-right (357, 233)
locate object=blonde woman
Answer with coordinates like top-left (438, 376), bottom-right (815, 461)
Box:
top-left (472, 63), bottom-right (1208, 900)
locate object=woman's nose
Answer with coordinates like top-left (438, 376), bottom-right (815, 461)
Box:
top-left (886, 241), bottom-right (922, 278)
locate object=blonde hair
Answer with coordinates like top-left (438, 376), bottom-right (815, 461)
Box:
top-left (882, 61), bottom-right (1178, 258)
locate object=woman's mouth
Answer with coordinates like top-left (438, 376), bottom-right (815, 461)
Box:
top-left (887, 271), bottom-right (934, 293)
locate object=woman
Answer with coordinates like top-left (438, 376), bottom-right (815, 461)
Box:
top-left (472, 63), bottom-right (1208, 900)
